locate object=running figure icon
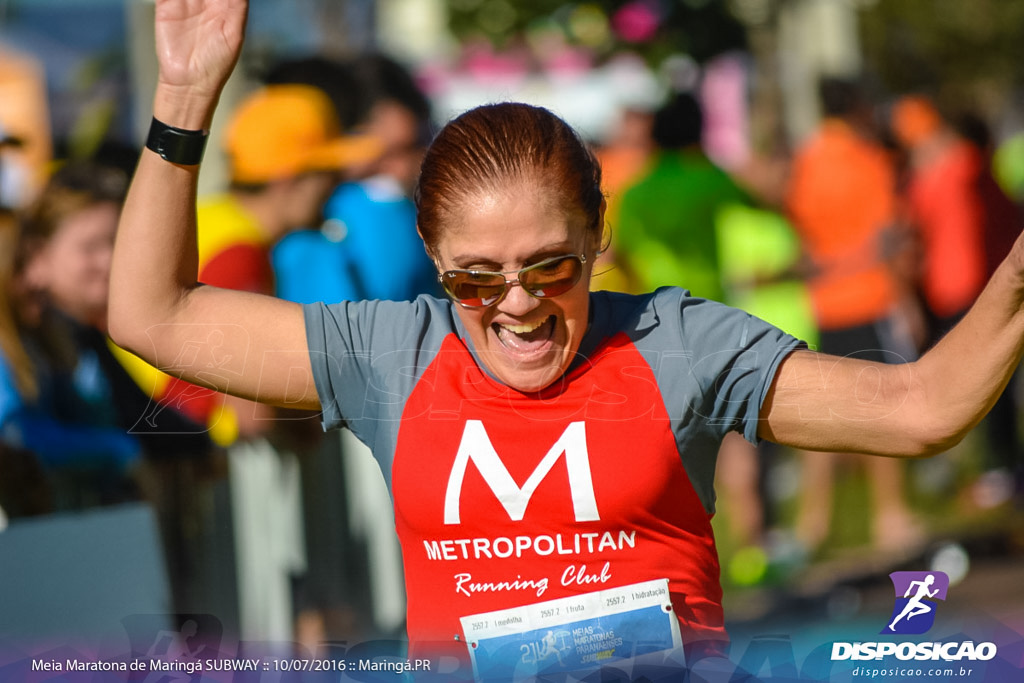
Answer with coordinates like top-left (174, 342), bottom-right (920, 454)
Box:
top-left (889, 575), bottom-right (939, 631)
top-left (883, 571), bottom-right (949, 635)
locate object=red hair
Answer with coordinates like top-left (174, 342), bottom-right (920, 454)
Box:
top-left (415, 103), bottom-right (603, 255)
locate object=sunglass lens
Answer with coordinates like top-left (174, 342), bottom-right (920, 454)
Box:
top-left (444, 272), bottom-right (507, 307)
top-left (520, 255), bottom-right (582, 298)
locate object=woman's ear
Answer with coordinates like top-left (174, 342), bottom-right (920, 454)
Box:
top-left (594, 196), bottom-right (609, 256)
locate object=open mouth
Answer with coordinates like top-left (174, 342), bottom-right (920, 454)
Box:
top-left (492, 315), bottom-right (556, 355)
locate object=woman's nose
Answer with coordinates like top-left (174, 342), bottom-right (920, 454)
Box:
top-left (497, 278), bottom-right (540, 315)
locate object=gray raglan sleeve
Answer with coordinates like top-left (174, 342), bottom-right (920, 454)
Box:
top-left (303, 296), bottom-right (452, 449)
top-left (675, 293), bottom-right (804, 444)
top-left (598, 288), bottom-right (805, 513)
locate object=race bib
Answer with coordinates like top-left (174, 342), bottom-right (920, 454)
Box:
top-left (460, 578), bottom-right (682, 681)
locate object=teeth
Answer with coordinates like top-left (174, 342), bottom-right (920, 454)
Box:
top-left (500, 319), bottom-right (546, 334)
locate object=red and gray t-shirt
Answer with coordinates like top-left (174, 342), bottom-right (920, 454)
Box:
top-left (304, 287), bottom-right (801, 655)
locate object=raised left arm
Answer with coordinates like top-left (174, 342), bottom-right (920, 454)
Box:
top-left (758, 233), bottom-right (1024, 457)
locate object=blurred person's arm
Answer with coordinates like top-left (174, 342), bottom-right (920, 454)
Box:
top-left (3, 359), bottom-right (138, 466)
top-left (759, 231), bottom-right (1024, 456)
top-left (8, 412), bottom-right (140, 468)
top-left (109, 0), bottom-right (318, 411)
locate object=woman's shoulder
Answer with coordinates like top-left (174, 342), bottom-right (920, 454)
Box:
top-left (588, 287), bottom-right (775, 347)
top-left (589, 286), bottom-right (731, 320)
top-left (304, 294), bottom-right (457, 351)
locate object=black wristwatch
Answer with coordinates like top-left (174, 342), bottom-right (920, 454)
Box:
top-left (145, 117), bottom-right (209, 166)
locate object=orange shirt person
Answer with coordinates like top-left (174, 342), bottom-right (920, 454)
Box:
top-left (787, 108), bottom-right (900, 332)
top-left (892, 96), bottom-right (988, 330)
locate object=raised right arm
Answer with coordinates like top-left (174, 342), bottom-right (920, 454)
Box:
top-left (108, 0), bottom-right (319, 410)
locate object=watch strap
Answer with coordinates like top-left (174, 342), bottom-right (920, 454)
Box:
top-left (145, 117), bottom-right (209, 166)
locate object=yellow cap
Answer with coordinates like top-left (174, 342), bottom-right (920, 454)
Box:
top-left (224, 84), bottom-right (381, 184)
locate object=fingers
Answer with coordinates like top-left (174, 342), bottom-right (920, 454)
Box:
top-left (152, 0), bottom-right (248, 124)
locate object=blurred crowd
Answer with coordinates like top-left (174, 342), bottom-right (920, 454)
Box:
top-left (1, 40), bottom-right (1023, 653)
top-left (595, 77), bottom-right (1024, 588)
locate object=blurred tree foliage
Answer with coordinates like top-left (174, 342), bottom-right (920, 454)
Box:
top-left (445, 0), bottom-right (748, 66)
top-left (859, 0), bottom-right (1024, 111)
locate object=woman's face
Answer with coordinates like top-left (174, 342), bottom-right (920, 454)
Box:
top-left (432, 182), bottom-right (600, 393)
top-left (28, 201), bottom-right (119, 325)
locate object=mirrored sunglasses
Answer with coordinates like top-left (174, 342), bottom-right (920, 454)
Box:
top-left (439, 253), bottom-right (587, 308)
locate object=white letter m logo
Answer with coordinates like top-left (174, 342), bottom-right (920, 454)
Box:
top-left (443, 420), bottom-right (599, 524)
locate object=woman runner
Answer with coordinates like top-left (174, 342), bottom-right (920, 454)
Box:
top-left (111, 1), bottom-right (1024, 678)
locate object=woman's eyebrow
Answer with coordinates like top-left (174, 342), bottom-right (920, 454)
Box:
top-left (450, 254), bottom-right (503, 269)
top-left (450, 244), bottom-right (577, 269)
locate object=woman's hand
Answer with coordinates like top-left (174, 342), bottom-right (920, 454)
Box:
top-left (153, 0), bottom-right (248, 128)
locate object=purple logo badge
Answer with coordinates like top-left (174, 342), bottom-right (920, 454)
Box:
top-left (882, 571), bottom-right (949, 635)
